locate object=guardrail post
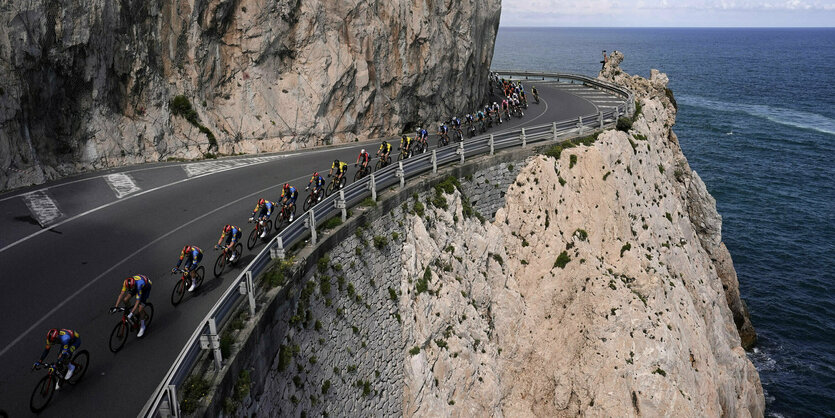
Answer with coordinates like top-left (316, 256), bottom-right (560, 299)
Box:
top-left (307, 210), bottom-right (317, 245)
top-left (598, 111), bottom-right (604, 129)
top-left (337, 190), bottom-right (347, 222)
top-left (201, 318), bottom-right (222, 369)
top-left (368, 173), bottom-right (376, 201)
top-left (270, 237), bottom-right (285, 260)
top-left (489, 134), bottom-right (495, 155)
top-left (431, 150), bottom-right (438, 173)
top-left (457, 141), bottom-right (464, 164)
top-left (577, 116), bottom-right (584, 135)
top-left (521, 128), bottom-right (527, 148)
top-left (245, 271), bottom-right (256, 315)
top-left (552, 122), bottom-right (558, 142)
top-left (160, 385), bottom-right (180, 418)
top-left (396, 162), bottom-right (405, 188)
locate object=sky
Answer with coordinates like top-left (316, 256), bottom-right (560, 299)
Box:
top-left (499, 0), bottom-right (835, 27)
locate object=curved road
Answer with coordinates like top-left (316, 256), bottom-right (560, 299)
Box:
top-left (0, 79), bottom-right (620, 416)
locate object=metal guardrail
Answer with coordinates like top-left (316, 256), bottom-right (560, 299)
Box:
top-left (141, 71), bottom-right (632, 417)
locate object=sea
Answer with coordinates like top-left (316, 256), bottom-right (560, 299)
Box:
top-left (492, 27), bottom-right (835, 417)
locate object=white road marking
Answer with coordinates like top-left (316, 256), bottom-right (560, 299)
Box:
top-left (0, 171), bottom-right (316, 360)
top-left (183, 155), bottom-right (289, 178)
top-left (21, 191), bottom-right (62, 227)
top-left (104, 173), bottom-right (141, 198)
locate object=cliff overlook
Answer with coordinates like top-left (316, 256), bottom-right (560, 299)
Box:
top-left (0, 0), bottom-right (501, 189)
top-left (226, 56), bottom-right (763, 416)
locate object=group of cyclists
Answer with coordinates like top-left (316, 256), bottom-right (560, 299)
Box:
top-left (32, 74), bottom-right (541, 395)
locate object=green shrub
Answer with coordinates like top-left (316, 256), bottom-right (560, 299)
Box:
top-left (321, 217), bottom-right (342, 230)
top-left (574, 229), bottom-right (588, 241)
top-left (632, 100), bottom-right (643, 120)
top-left (603, 171), bottom-right (611, 181)
top-left (658, 164), bottom-right (665, 174)
top-left (664, 88), bottom-right (678, 110)
top-left (435, 339), bottom-right (448, 349)
top-left (652, 367), bottom-right (667, 377)
top-left (492, 253), bottom-right (504, 266)
top-left (435, 176), bottom-right (459, 195)
top-left (569, 154), bottom-right (578, 169)
top-left (360, 197), bottom-right (376, 207)
top-left (388, 287), bottom-right (398, 301)
top-left (322, 380), bottom-right (331, 394)
top-left (620, 243), bottom-right (632, 257)
top-left (554, 251), bottom-right (571, 269)
top-left (180, 376), bottom-right (211, 414)
top-left (373, 235), bottom-right (388, 249)
top-left (416, 267), bottom-right (430, 294)
top-left (220, 330), bottom-right (235, 358)
top-left (265, 257), bottom-right (295, 288)
top-left (223, 370), bottom-right (252, 414)
top-left (616, 117), bottom-right (633, 132)
top-left (409, 346), bottom-right (421, 355)
top-left (392, 232), bottom-right (399, 240)
top-left (413, 201), bottom-right (425, 217)
top-left (319, 275), bottom-right (331, 295)
top-left (317, 254), bottom-right (330, 274)
top-left (431, 192), bottom-right (448, 210)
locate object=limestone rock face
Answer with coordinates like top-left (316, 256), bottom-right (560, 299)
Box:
top-left (0, 0), bottom-right (501, 189)
top-left (396, 57), bottom-right (764, 415)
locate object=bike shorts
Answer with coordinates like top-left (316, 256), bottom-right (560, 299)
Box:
top-left (286, 196), bottom-right (297, 205)
top-left (225, 230), bottom-right (242, 245)
top-left (137, 283), bottom-right (152, 305)
top-left (185, 254), bottom-right (202, 270)
top-left (258, 208), bottom-right (271, 219)
top-left (60, 338), bottom-right (81, 361)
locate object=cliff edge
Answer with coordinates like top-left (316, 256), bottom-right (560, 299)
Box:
top-left (0, 0), bottom-right (501, 190)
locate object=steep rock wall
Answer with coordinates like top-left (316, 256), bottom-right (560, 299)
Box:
top-left (0, 0), bottom-right (501, 190)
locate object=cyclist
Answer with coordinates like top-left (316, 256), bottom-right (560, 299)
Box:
top-left (450, 116), bottom-right (462, 140)
top-left (377, 141), bottom-right (392, 167)
top-left (400, 135), bottom-right (413, 158)
top-left (328, 159), bottom-right (348, 189)
top-left (280, 183), bottom-right (298, 221)
top-left (355, 148), bottom-right (370, 174)
top-left (491, 101), bottom-right (502, 124)
top-left (216, 224), bottom-right (242, 261)
top-left (465, 113), bottom-right (475, 136)
top-left (438, 123), bottom-right (450, 145)
top-left (111, 275), bottom-right (152, 337)
top-left (173, 245), bottom-right (203, 292)
top-left (501, 97), bottom-right (510, 120)
top-left (250, 198), bottom-right (276, 237)
top-left (306, 171), bottom-right (326, 201)
top-left (476, 109), bottom-right (485, 130)
top-left (531, 86), bottom-right (539, 103)
top-left (416, 127), bottom-right (428, 149)
top-left (34, 328), bottom-right (81, 389)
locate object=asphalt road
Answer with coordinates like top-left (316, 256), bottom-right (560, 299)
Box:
top-left (0, 80), bottom-right (617, 416)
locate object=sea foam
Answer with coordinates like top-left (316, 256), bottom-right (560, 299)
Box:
top-left (679, 95), bottom-right (835, 136)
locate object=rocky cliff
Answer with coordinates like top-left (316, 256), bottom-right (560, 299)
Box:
top-left (0, 0), bottom-right (501, 190)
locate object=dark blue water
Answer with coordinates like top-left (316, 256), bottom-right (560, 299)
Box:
top-left (492, 28), bottom-right (835, 417)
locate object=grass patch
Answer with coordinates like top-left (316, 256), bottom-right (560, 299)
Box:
top-left (409, 346), bottom-right (421, 355)
top-left (265, 256), bottom-right (295, 287)
top-left (169, 95), bottom-right (217, 152)
top-left (632, 100), bottom-right (643, 120)
top-left (223, 370), bottom-right (252, 414)
top-left (416, 266), bottom-right (431, 294)
top-left (652, 367), bottom-right (667, 377)
top-left (658, 164), bottom-right (665, 174)
top-left (359, 197), bottom-right (376, 207)
top-left (373, 235), bottom-right (388, 249)
top-left (616, 117), bottom-right (633, 132)
top-left (322, 380), bottom-right (331, 394)
top-left (603, 171), bottom-right (611, 181)
top-left (491, 253), bottom-right (504, 266)
top-left (620, 242), bottom-right (632, 257)
top-left (321, 216), bottom-right (342, 230)
top-left (542, 132), bottom-right (601, 160)
top-left (180, 376), bottom-right (211, 414)
top-left (554, 251), bottom-right (571, 269)
top-left (388, 287), bottom-right (398, 301)
top-left (413, 201), bottom-right (425, 217)
top-left (569, 154), bottom-right (578, 169)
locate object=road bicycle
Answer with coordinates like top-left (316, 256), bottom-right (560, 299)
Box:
top-left (437, 133), bottom-right (450, 148)
top-left (452, 127), bottom-right (464, 142)
top-left (213, 243), bottom-right (242, 277)
top-left (354, 163), bottom-right (371, 181)
top-left (374, 155), bottom-right (392, 171)
top-left (30, 350), bottom-right (90, 413)
top-left (303, 187), bottom-right (324, 211)
top-left (467, 122), bottom-right (476, 138)
top-left (276, 202), bottom-right (296, 227)
top-left (108, 304), bottom-right (154, 352)
top-left (246, 217), bottom-right (273, 250)
top-left (397, 146), bottom-right (411, 161)
top-left (325, 174), bottom-right (347, 196)
top-left (171, 267), bottom-right (205, 305)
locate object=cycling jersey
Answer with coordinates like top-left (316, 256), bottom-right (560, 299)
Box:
top-left (282, 187), bottom-right (298, 204)
top-left (401, 137), bottom-right (413, 148)
top-left (310, 175), bottom-right (325, 189)
top-left (417, 129), bottom-right (428, 140)
top-left (176, 246), bottom-right (203, 271)
top-left (439, 125), bottom-right (448, 134)
top-left (218, 226), bottom-right (242, 246)
top-left (357, 152), bottom-right (370, 164)
top-left (451, 118), bottom-right (460, 127)
top-left (379, 143), bottom-right (392, 154)
top-left (502, 100), bottom-right (509, 109)
top-left (252, 200), bottom-right (276, 218)
top-left (332, 161), bottom-right (348, 174)
top-left (477, 111), bottom-right (484, 120)
top-left (40, 329), bottom-right (80, 363)
top-left (123, 274), bottom-right (152, 304)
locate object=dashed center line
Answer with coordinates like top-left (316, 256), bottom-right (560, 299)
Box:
top-left (22, 191), bottom-right (62, 227)
top-left (104, 173), bottom-right (141, 198)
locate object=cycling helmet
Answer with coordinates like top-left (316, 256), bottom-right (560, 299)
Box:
top-left (224, 224), bottom-right (232, 233)
top-left (124, 276), bottom-right (135, 290)
top-left (183, 245), bottom-right (191, 254)
top-left (361, 149), bottom-right (366, 154)
top-left (47, 328), bottom-right (60, 342)
top-left (313, 171), bottom-right (319, 178)
top-left (334, 159), bottom-right (339, 165)
top-left (383, 141), bottom-right (388, 146)
top-left (258, 198), bottom-right (265, 206)
top-left (283, 183), bottom-right (290, 191)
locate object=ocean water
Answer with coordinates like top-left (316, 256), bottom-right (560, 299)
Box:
top-left (492, 27), bottom-right (835, 416)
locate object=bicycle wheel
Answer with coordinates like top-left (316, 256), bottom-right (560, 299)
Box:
top-left (144, 303), bottom-right (154, 328)
top-left (303, 194), bottom-right (313, 211)
top-left (339, 177), bottom-right (346, 189)
top-left (374, 161), bottom-right (382, 171)
top-left (325, 181), bottom-right (335, 197)
top-left (264, 219), bottom-right (273, 236)
top-left (67, 350), bottom-right (89, 385)
top-left (171, 279), bottom-right (185, 306)
top-left (29, 375), bottom-right (54, 413)
top-left (213, 252), bottom-right (226, 278)
top-left (354, 170), bottom-right (362, 182)
top-left (194, 266), bottom-right (205, 288)
top-left (109, 321), bottom-right (128, 353)
top-left (247, 228), bottom-right (258, 250)
top-left (232, 243), bottom-right (243, 265)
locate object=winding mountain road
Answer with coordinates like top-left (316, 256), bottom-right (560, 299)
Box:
top-left (0, 78), bottom-right (624, 416)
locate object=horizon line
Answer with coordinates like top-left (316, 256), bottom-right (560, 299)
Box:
top-left (498, 25), bottom-right (835, 29)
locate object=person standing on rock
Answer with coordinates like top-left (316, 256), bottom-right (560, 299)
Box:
top-left (601, 50), bottom-right (608, 70)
